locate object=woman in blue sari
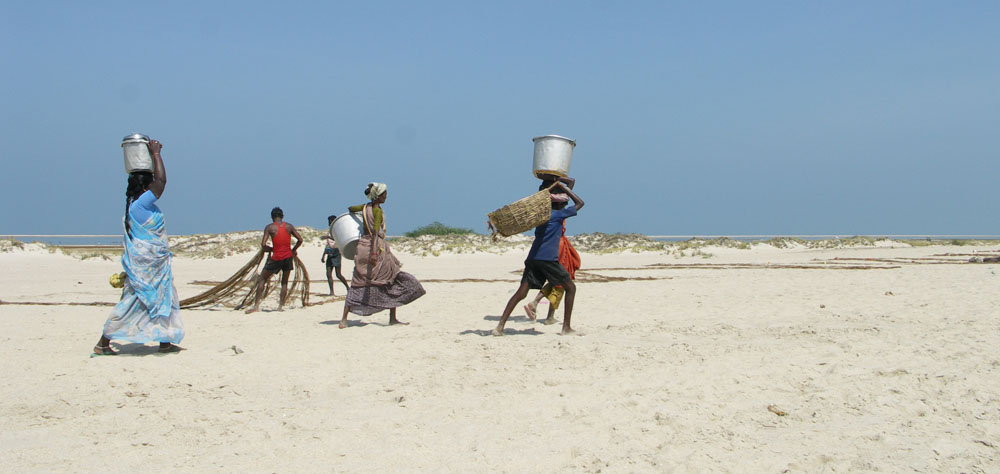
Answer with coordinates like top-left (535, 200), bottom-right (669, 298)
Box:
top-left (93, 138), bottom-right (184, 355)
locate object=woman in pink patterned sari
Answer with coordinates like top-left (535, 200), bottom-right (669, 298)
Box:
top-left (339, 182), bottom-right (425, 329)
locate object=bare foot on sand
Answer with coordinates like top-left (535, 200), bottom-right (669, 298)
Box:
top-left (543, 316), bottom-right (558, 325)
top-left (491, 327), bottom-right (504, 336)
top-left (559, 328), bottom-right (579, 336)
top-left (523, 304), bottom-right (537, 321)
top-left (389, 319), bottom-right (410, 326)
top-left (338, 320), bottom-right (347, 329)
top-left (244, 308), bottom-right (259, 314)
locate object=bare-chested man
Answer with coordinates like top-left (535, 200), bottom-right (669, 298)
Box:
top-left (245, 207), bottom-right (303, 313)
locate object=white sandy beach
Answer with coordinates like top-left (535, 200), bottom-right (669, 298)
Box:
top-left (1, 237), bottom-right (998, 472)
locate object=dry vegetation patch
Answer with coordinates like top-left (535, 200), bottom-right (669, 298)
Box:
top-left (389, 234), bottom-right (532, 256)
top-left (7, 231), bottom-right (997, 260)
top-left (169, 226), bottom-right (327, 259)
top-left (0, 239), bottom-right (26, 253)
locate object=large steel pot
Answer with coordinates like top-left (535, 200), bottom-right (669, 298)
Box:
top-left (330, 212), bottom-right (364, 260)
top-left (121, 133), bottom-right (153, 174)
top-left (531, 135), bottom-right (576, 178)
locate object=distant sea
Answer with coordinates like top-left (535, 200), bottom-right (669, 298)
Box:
top-left (648, 235), bottom-right (1000, 242)
top-left (1, 235), bottom-right (122, 246)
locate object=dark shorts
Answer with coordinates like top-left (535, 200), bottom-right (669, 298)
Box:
top-left (521, 259), bottom-right (571, 290)
top-left (263, 256), bottom-right (294, 273)
top-left (326, 255), bottom-right (342, 268)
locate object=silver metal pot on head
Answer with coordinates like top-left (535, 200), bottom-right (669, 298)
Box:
top-left (122, 133), bottom-right (153, 174)
top-left (532, 135), bottom-right (575, 178)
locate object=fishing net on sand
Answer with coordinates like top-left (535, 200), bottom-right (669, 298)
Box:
top-left (179, 250), bottom-right (310, 310)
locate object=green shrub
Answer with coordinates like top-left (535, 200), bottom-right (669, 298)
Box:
top-left (404, 222), bottom-right (475, 238)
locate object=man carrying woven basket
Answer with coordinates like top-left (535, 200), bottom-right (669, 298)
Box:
top-left (493, 178), bottom-right (584, 336)
top-left (524, 177), bottom-right (581, 325)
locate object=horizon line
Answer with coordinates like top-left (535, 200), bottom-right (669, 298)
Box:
top-left (5, 233), bottom-right (1000, 240)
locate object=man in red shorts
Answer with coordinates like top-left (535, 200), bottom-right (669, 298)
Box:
top-left (245, 207), bottom-right (304, 313)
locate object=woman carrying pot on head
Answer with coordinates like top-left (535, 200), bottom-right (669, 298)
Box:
top-left (339, 182), bottom-right (425, 329)
top-left (93, 138), bottom-right (184, 355)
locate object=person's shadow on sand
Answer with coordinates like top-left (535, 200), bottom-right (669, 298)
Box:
top-left (482, 314), bottom-right (531, 322)
top-left (107, 343), bottom-right (181, 356)
top-left (319, 320), bottom-right (368, 327)
top-left (459, 328), bottom-right (544, 336)
top-left (459, 317), bottom-right (544, 336)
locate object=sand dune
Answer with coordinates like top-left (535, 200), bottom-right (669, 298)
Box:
top-left (1, 236), bottom-right (998, 472)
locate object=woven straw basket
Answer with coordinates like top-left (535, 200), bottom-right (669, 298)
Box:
top-left (487, 185), bottom-right (555, 240)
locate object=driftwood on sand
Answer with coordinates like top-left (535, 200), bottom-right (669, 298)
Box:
top-left (179, 250), bottom-right (310, 310)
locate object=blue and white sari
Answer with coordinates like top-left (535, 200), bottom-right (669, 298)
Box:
top-left (103, 200), bottom-right (184, 343)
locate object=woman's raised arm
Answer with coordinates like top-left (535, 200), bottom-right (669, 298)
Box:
top-left (147, 139), bottom-right (166, 198)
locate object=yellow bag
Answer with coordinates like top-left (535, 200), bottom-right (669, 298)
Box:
top-left (109, 272), bottom-right (126, 288)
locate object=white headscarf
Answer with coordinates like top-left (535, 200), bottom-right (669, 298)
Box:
top-left (367, 182), bottom-right (387, 201)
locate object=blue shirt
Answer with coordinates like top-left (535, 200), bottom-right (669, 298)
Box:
top-left (129, 190), bottom-right (159, 224)
top-left (526, 206), bottom-right (577, 261)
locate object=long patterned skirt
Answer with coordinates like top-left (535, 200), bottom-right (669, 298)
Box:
top-left (104, 281), bottom-right (185, 343)
top-left (346, 271), bottom-right (425, 316)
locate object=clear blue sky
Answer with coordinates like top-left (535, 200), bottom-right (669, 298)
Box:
top-left (2, 1), bottom-right (998, 236)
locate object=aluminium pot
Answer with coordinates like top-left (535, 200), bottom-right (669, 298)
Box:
top-left (122, 133), bottom-right (153, 174)
top-left (330, 212), bottom-right (364, 260)
top-left (531, 134), bottom-right (576, 178)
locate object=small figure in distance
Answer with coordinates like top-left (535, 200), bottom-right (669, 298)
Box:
top-left (322, 215), bottom-right (350, 296)
top-left (245, 207), bottom-right (303, 313)
top-left (493, 176), bottom-right (583, 336)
